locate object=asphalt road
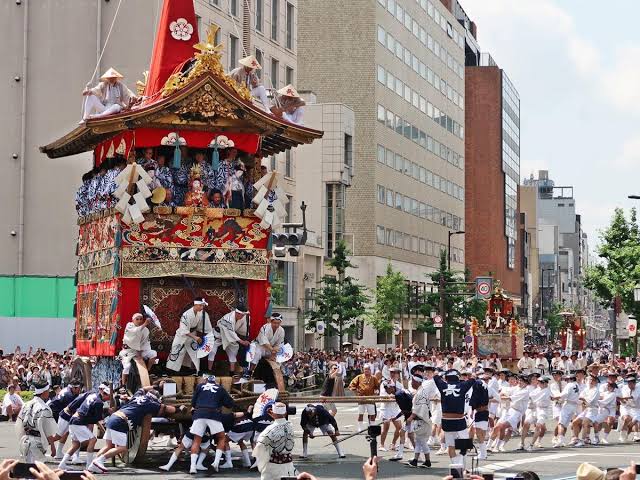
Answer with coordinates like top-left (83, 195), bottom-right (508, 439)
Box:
top-left (0, 403), bottom-right (637, 480)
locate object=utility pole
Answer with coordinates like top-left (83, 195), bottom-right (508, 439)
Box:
top-left (439, 272), bottom-right (446, 349)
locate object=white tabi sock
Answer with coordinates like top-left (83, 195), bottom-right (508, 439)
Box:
top-left (396, 443), bottom-right (404, 458)
top-left (59, 454), bottom-right (71, 467)
top-left (497, 440), bottom-right (505, 449)
top-left (195, 452), bottom-right (206, 468)
top-left (602, 431), bottom-right (609, 440)
top-left (86, 452), bottom-right (94, 467)
top-left (452, 454), bottom-right (464, 466)
top-left (162, 452), bottom-right (179, 470)
top-left (302, 440), bottom-right (308, 457)
top-left (334, 441), bottom-right (344, 457)
top-left (190, 453), bottom-right (198, 471)
top-left (479, 443), bottom-right (487, 457)
top-left (56, 442), bottom-right (65, 458)
top-left (224, 449), bottom-right (232, 464)
top-left (358, 422), bottom-right (366, 431)
top-left (213, 449), bottom-right (223, 468)
top-left (241, 449), bottom-right (251, 466)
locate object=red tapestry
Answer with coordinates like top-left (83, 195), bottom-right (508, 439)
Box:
top-left (76, 279), bottom-right (120, 356)
top-left (78, 215), bottom-right (118, 255)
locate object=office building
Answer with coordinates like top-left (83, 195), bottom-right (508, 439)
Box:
top-left (298, 0), bottom-right (468, 347)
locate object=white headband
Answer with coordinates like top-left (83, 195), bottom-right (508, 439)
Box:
top-left (34, 384), bottom-right (50, 395)
top-left (411, 375), bottom-right (423, 383)
top-left (194, 300), bottom-right (208, 306)
top-left (272, 403), bottom-right (287, 415)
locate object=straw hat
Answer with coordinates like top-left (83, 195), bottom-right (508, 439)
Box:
top-left (150, 187), bottom-right (167, 204)
top-left (576, 463), bottom-right (605, 480)
top-left (277, 84), bottom-right (300, 98)
top-left (100, 68), bottom-right (124, 80)
top-left (238, 55), bottom-right (261, 69)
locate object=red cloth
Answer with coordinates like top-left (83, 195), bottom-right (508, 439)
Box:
top-left (93, 129), bottom-right (260, 166)
top-left (247, 280), bottom-right (269, 338)
top-left (144, 0), bottom-right (200, 100)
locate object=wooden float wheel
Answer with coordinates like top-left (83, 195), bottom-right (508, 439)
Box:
top-left (119, 358), bottom-right (152, 466)
top-left (70, 357), bottom-right (92, 391)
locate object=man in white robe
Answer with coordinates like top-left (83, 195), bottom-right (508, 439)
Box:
top-left (249, 313), bottom-right (285, 375)
top-left (16, 383), bottom-right (57, 462)
top-left (119, 313), bottom-right (157, 385)
top-left (253, 402), bottom-right (296, 480)
top-left (167, 299), bottom-right (212, 373)
top-left (207, 306), bottom-right (251, 375)
top-left (228, 56), bottom-right (271, 112)
top-left (82, 68), bottom-right (137, 120)
top-left (404, 370), bottom-right (437, 467)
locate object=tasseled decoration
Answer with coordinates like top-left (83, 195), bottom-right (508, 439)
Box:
top-left (109, 324), bottom-right (119, 346)
top-left (172, 142), bottom-right (181, 169)
top-left (113, 253), bottom-right (120, 276)
top-left (114, 227), bottom-right (122, 248)
top-left (211, 145), bottom-right (220, 171)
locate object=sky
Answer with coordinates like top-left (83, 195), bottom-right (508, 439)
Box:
top-left (461, 0), bottom-right (640, 249)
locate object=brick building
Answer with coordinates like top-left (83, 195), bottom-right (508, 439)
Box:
top-left (464, 55), bottom-right (522, 300)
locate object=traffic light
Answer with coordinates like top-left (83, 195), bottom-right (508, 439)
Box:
top-left (272, 233), bottom-right (288, 258)
top-left (271, 231), bottom-right (306, 257)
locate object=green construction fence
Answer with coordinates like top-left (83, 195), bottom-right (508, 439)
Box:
top-left (0, 276), bottom-right (75, 318)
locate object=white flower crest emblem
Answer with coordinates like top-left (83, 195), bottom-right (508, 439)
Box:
top-left (169, 18), bottom-right (194, 41)
top-left (160, 132), bottom-right (186, 146)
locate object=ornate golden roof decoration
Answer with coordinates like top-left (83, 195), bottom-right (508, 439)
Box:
top-left (162, 25), bottom-right (252, 102)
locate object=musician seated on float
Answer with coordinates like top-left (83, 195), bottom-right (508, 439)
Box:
top-left (228, 55), bottom-right (271, 112)
top-left (82, 68), bottom-right (138, 120)
top-left (248, 313), bottom-right (285, 378)
top-left (208, 189), bottom-right (227, 208)
top-left (273, 84), bottom-right (305, 126)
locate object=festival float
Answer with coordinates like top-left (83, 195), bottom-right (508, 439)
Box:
top-left (40, 0), bottom-right (322, 463)
top-left (558, 311), bottom-right (586, 351)
top-left (471, 285), bottom-right (524, 367)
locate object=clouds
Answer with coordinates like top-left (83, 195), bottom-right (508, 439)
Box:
top-left (601, 46), bottom-right (640, 116)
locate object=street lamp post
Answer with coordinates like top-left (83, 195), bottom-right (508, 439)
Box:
top-left (447, 230), bottom-right (465, 271)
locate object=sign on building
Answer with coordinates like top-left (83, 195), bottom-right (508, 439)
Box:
top-left (475, 277), bottom-right (493, 300)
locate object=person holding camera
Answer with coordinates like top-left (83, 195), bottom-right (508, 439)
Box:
top-left (252, 402), bottom-right (297, 480)
top-left (300, 404), bottom-right (344, 459)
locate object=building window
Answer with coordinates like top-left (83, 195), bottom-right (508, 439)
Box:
top-left (256, 0), bottom-right (264, 32)
top-left (326, 184), bottom-right (345, 258)
top-left (285, 149), bottom-right (293, 177)
top-left (285, 66), bottom-right (294, 85)
top-left (271, 0), bottom-right (279, 41)
top-left (285, 195), bottom-right (293, 222)
top-left (196, 15), bottom-right (203, 38)
top-left (229, 34), bottom-right (239, 72)
top-left (304, 288), bottom-right (316, 314)
top-left (272, 261), bottom-right (295, 307)
top-left (230, 0), bottom-right (238, 16)
top-left (286, 2), bottom-right (294, 50)
top-left (377, 185), bottom-right (385, 203)
top-left (271, 58), bottom-right (279, 88)
top-left (376, 225), bottom-right (385, 244)
top-left (344, 134), bottom-right (353, 168)
top-left (255, 48), bottom-right (264, 79)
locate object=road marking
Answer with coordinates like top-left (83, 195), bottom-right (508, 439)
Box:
top-left (480, 453), bottom-right (581, 472)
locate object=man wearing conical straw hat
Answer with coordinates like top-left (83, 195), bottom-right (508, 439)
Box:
top-left (228, 55), bottom-right (271, 112)
top-left (82, 68), bottom-right (138, 120)
top-left (274, 84), bottom-right (305, 125)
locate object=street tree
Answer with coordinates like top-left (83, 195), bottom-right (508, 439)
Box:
top-left (307, 240), bottom-right (368, 350)
top-left (584, 208), bottom-right (640, 318)
top-left (367, 263), bottom-right (408, 349)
